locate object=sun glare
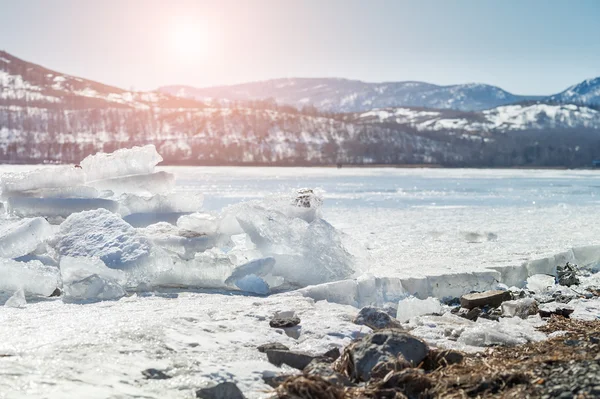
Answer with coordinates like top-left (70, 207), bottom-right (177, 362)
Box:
top-left (170, 20), bottom-right (208, 62)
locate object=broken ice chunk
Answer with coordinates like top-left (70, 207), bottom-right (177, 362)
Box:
top-left (13, 186), bottom-right (100, 199)
top-left (118, 193), bottom-right (203, 216)
top-left (177, 213), bottom-right (220, 236)
top-left (0, 165), bottom-right (85, 198)
top-left (60, 256), bottom-right (125, 284)
top-left (0, 217), bottom-right (53, 259)
top-left (526, 274), bottom-right (556, 294)
top-left (81, 145), bottom-right (163, 182)
top-left (54, 209), bottom-right (151, 268)
top-left (63, 274), bottom-right (126, 301)
top-left (396, 296), bottom-right (443, 322)
top-left (138, 222), bottom-right (222, 260)
top-left (501, 298), bottom-right (539, 319)
top-left (236, 205), bottom-right (357, 287)
top-left (7, 197), bottom-right (119, 221)
top-left (4, 289), bottom-right (26, 308)
top-left (87, 171), bottom-right (175, 196)
top-left (225, 257), bottom-right (275, 285)
top-left (0, 258), bottom-right (61, 296)
top-left (234, 274), bottom-right (270, 295)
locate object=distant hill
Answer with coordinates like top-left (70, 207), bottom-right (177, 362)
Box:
top-left (549, 77), bottom-right (600, 106)
top-left (2, 50), bottom-right (600, 168)
top-left (160, 78), bottom-right (542, 112)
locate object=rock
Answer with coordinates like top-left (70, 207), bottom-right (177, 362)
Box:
top-left (556, 263), bottom-right (580, 286)
top-left (460, 290), bottom-right (512, 310)
top-left (322, 347), bottom-right (340, 361)
top-left (141, 368), bottom-right (171, 380)
top-left (423, 349), bottom-right (465, 370)
top-left (304, 358), bottom-right (351, 386)
top-left (266, 349), bottom-right (316, 370)
top-left (261, 372), bottom-right (289, 388)
top-left (501, 298), bottom-right (539, 319)
top-left (370, 358), bottom-right (412, 379)
top-left (538, 303), bottom-right (574, 319)
top-left (353, 306), bottom-right (404, 330)
top-left (348, 329), bottom-right (429, 382)
top-left (49, 288), bottom-right (62, 297)
top-left (195, 382), bottom-right (245, 399)
top-left (270, 315), bottom-right (301, 328)
top-left (257, 342), bottom-right (289, 353)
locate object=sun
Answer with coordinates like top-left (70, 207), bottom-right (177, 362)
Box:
top-left (169, 20), bottom-right (208, 62)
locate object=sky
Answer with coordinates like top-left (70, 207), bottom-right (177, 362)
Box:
top-left (1, 0), bottom-right (599, 95)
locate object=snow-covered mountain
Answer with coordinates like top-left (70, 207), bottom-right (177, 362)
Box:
top-left (160, 78), bottom-right (539, 112)
top-left (549, 77), bottom-right (600, 106)
top-left (355, 103), bottom-right (600, 132)
top-left (2, 50), bottom-right (600, 167)
top-left (0, 51), bottom-right (200, 109)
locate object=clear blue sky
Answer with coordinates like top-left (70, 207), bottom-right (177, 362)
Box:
top-left (1, 0), bottom-right (599, 94)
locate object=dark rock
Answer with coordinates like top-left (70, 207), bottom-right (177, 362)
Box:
top-left (262, 373), bottom-right (289, 388)
top-left (539, 307), bottom-right (574, 318)
top-left (460, 290), bottom-right (512, 310)
top-left (322, 347), bottom-right (340, 361)
top-left (556, 263), bottom-right (580, 287)
top-left (257, 342), bottom-right (289, 353)
top-left (141, 368), bottom-right (171, 380)
top-left (49, 288), bottom-right (61, 297)
top-left (353, 306), bottom-right (404, 330)
top-left (370, 358), bottom-right (412, 379)
top-left (196, 382), bottom-right (245, 399)
top-left (270, 316), bottom-right (301, 328)
top-left (304, 358), bottom-right (351, 386)
top-left (266, 349), bottom-right (315, 370)
top-left (349, 329), bottom-right (429, 382)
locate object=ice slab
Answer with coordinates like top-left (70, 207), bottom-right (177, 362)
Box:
top-left (236, 204), bottom-right (357, 287)
top-left (124, 212), bottom-right (190, 228)
top-left (0, 217), bottom-right (53, 259)
top-left (54, 209), bottom-right (151, 268)
top-left (88, 171), bottom-right (175, 196)
top-left (456, 316), bottom-right (546, 348)
top-left (396, 296), bottom-right (442, 322)
top-left (177, 213), bottom-right (220, 236)
top-left (234, 275), bottom-right (270, 295)
top-left (81, 145), bottom-right (163, 182)
top-left (118, 193), bottom-right (203, 216)
top-left (0, 166), bottom-right (85, 198)
top-left (7, 197), bottom-right (119, 221)
top-left (526, 274), bottom-right (556, 295)
top-left (12, 186), bottom-right (100, 199)
top-left (4, 289), bottom-right (26, 308)
top-left (138, 223), bottom-right (223, 260)
top-left (0, 258), bottom-right (61, 296)
top-left (501, 298), bottom-right (539, 319)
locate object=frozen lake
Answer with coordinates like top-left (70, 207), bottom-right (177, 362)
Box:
top-left (169, 166), bottom-right (600, 278)
top-left (2, 164), bottom-right (600, 398)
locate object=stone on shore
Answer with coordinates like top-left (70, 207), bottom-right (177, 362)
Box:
top-left (195, 382), bottom-right (245, 399)
top-left (460, 290), bottom-right (512, 310)
top-left (266, 349), bottom-right (316, 370)
top-left (354, 306), bottom-right (404, 330)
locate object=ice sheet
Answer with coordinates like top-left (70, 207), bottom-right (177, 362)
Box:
top-left (88, 171), bottom-right (175, 196)
top-left (7, 197), bottom-right (119, 220)
top-left (0, 258), bottom-right (60, 296)
top-left (0, 165), bottom-right (85, 197)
